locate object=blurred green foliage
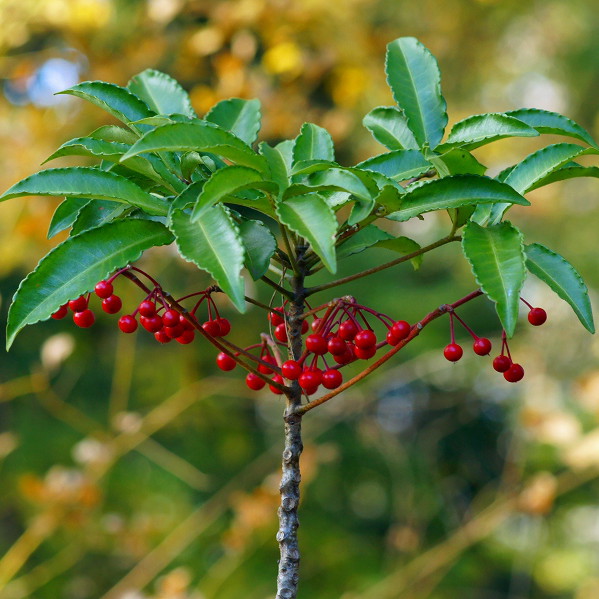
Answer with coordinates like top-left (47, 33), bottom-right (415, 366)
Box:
top-left (1, 1), bottom-right (599, 598)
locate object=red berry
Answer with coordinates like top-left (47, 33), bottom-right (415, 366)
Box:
top-left (333, 351), bottom-right (353, 365)
top-left (176, 329), bottom-right (195, 344)
top-left (94, 280), bottom-right (113, 299)
top-left (386, 330), bottom-right (400, 346)
top-left (118, 315), bottom-right (138, 333)
top-left (274, 323), bottom-right (288, 343)
top-left (269, 374), bottom-right (285, 395)
top-left (354, 329), bottom-right (376, 349)
top-left (164, 323), bottom-right (185, 339)
top-left (258, 355), bottom-right (277, 374)
top-left (504, 363), bottom-right (524, 382)
top-left (162, 309), bottom-right (180, 327)
top-left (303, 385), bottom-right (319, 396)
top-left (269, 308), bottom-right (284, 327)
top-left (138, 300), bottom-right (156, 317)
top-left (311, 318), bottom-right (322, 332)
top-left (179, 315), bottom-right (194, 330)
top-left (306, 334), bottom-right (328, 355)
top-left (73, 309), bottom-right (95, 328)
top-left (140, 315), bottom-right (163, 333)
top-left (391, 320), bottom-right (411, 341)
top-left (327, 336), bottom-right (347, 355)
top-left (101, 294), bottom-right (122, 314)
top-left (528, 307), bottom-right (547, 326)
top-left (202, 320), bottom-right (220, 336)
top-left (216, 317), bottom-right (231, 336)
top-left (473, 337), bottom-right (492, 356)
top-left (154, 330), bottom-right (172, 344)
top-left (338, 320), bottom-right (358, 340)
top-left (69, 296), bottom-right (88, 313)
top-left (216, 352), bottom-right (236, 371)
top-left (51, 304), bottom-right (68, 320)
top-left (444, 343), bottom-right (463, 362)
top-left (322, 369), bottom-right (342, 390)
top-left (281, 360), bottom-right (302, 380)
top-left (492, 355), bottom-right (512, 373)
top-left (299, 369), bottom-right (321, 390)
top-left (301, 319), bottom-right (309, 334)
top-left (355, 345), bottom-right (376, 360)
top-left (246, 372), bottom-right (266, 391)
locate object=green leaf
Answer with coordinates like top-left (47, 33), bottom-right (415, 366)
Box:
top-left (89, 125), bottom-right (137, 144)
top-left (290, 160), bottom-right (338, 176)
top-left (169, 181), bottom-right (203, 213)
top-left (277, 193), bottom-right (338, 273)
top-left (526, 164), bottom-right (599, 192)
top-left (57, 81), bottom-right (154, 127)
top-left (306, 168), bottom-right (378, 202)
top-left (505, 108), bottom-right (598, 148)
top-left (71, 200), bottom-right (128, 235)
top-left (259, 141), bottom-right (290, 193)
top-left (6, 220), bottom-right (173, 349)
top-left (375, 185), bottom-right (404, 215)
top-left (293, 123), bottom-right (335, 163)
top-left (525, 243), bottom-right (594, 333)
top-left (357, 150), bottom-right (431, 182)
top-left (441, 113), bottom-right (539, 150)
top-left (205, 98), bottom-right (262, 145)
top-left (386, 175), bottom-right (529, 222)
top-left (121, 121), bottom-right (267, 173)
top-left (336, 224), bottom-right (394, 259)
top-left (0, 167), bottom-right (169, 216)
top-left (376, 235), bottom-right (422, 269)
top-left (43, 137), bottom-right (131, 163)
top-left (128, 69), bottom-right (195, 118)
top-left (169, 205), bottom-right (246, 311)
top-left (238, 219), bottom-right (277, 280)
top-left (191, 165), bottom-right (276, 221)
top-left (47, 198), bottom-right (89, 238)
top-left (435, 148), bottom-right (487, 176)
top-left (385, 37), bottom-right (448, 149)
top-left (462, 221), bottom-right (526, 337)
top-left (362, 106), bottom-right (419, 150)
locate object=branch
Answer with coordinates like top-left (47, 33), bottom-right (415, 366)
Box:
top-left (261, 274), bottom-right (293, 299)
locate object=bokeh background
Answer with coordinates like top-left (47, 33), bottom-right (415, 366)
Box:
top-left (1, 1), bottom-right (599, 598)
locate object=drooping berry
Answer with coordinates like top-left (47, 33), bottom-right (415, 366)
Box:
top-left (216, 352), bottom-right (237, 371)
top-left (327, 336), bottom-right (347, 355)
top-left (355, 345), bottom-right (377, 360)
top-left (161, 309), bottom-right (180, 328)
top-left (138, 300), bottom-right (156, 317)
top-left (73, 309), bottom-right (95, 328)
top-left (528, 307), bottom-right (547, 326)
top-left (202, 320), bottom-right (220, 336)
top-left (258, 355), bottom-right (277, 374)
top-left (69, 296), bottom-right (88, 313)
top-left (493, 355), bottom-right (512, 373)
top-left (216, 318), bottom-right (231, 336)
top-left (118, 315), bottom-right (138, 333)
top-left (94, 280), bottom-right (113, 299)
top-left (299, 369), bottom-right (321, 390)
top-left (322, 369), bottom-right (343, 390)
top-left (269, 308), bottom-right (284, 327)
top-left (354, 329), bottom-right (376, 349)
top-left (303, 385), bottom-right (319, 396)
top-left (391, 320), bottom-right (411, 341)
top-left (311, 318), bottom-right (323, 332)
top-left (274, 323), bottom-right (288, 343)
top-left (386, 330), bottom-right (401, 346)
top-left (504, 363), bottom-right (524, 382)
top-left (101, 295), bottom-right (122, 314)
top-left (444, 343), bottom-right (463, 362)
top-left (338, 320), bottom-right (358, 341)
top-left (246, 372), bottom-right (266, 391)
top-left (473, 337), bottom-right (492, 356)
top-left (306, 334), bottom-right (328, 355)
top-left (51, 304), bottom-right (68, 320)
top-left (176, 329), bottom-right (195, 344)
top-left (301, 319), bottom-right (309, 334)
top-left (140, 315), bottom-right (163, 333)
top-left (154, 330), bottom-right (172, 344)
top-left (164, 323), bottom-right (185, 339)
top-left (269, 374), bottom-right (285, 395)
top-left (281, 360), bottom-right (302, 380)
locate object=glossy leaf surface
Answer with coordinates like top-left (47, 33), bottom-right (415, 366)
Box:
top-left (362, 106), bottom-right (419, 150)
top-left (293, 123), bottom-right (335, 163)
top-left (128, 69), bottom-right (195, 118)
top-left (205, 98), bottom-right (262, 145)
top-left (238, 220), bottom-right (277, 280)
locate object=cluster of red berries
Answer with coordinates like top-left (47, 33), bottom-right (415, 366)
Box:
top-left (442, 301), bottom-right (548, 383)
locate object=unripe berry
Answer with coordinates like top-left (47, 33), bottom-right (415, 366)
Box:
top-left (118, 315), bottom-right (138, 333)
top-left (154, 330), bottom-right (172, 344)
top-left (306, 334), bottom-right (328, 355)
top-left (281, 360), bottom-right (302, 380)
top-left (528, 307), bottom-right (547, 326)
top-left (94, 280), bottom-right (113, 299)
top-left (473, 337), bottom-right (492, 356)
top-left (140, 315), bottom-right (163, 333)
top-left (138, 300), bottom-right (156, 317)
top-left (355, 345), bottom-right (376, 360)
top-left (492, 355), bottom-right (511, 373)
top-left (216, 352), bottom-right (236, 371)
top-left (202, 319), bottom-right (220, 336)
top-left (161, 309), bottom-right (180, 328)
top-left (216, 317), bottom-right (231, 336)
top-left (269, 308), bottom-right (284, 327)
top-left (274, 323), bottom-right (288, 343)
top-left (338, 320), bottom-right (358, 341)
top-left (327, 336), bottom-right (347, 355)
top-left (51, 304), bottom-right (68, 320)
top-left (269, 375), bottom-right (285, 395)
top-left (322, 369), bottom-right (343, 390)
top-left (101, 294), bottom-right (122, 314)
top-left (69, 296), bottom-right (88, 313)
top-left (504, 363), bottom-right (524, 382)
top-left (73, 309), bottom-right (95, 328)
top-left (258, 355), bottom-right (277, 374)
top-left (354, 329), bottom-right (376, 349)
top-left (443, 343), bottom-right (463, 362)
top-left (391, 320), bottom-right (411, 341)
top-left (176, 329), bottom-right (195, 344)
top-left (246, 372), bottom-right (266, 391)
